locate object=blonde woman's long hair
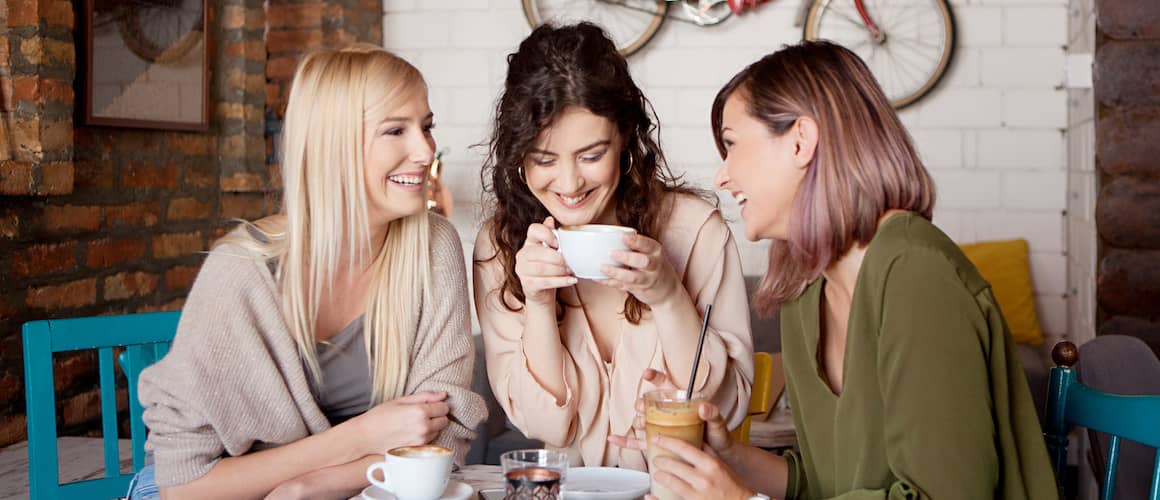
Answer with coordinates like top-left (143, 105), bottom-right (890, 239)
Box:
top-left (217, 44), bottom-right (430, 405)
top-left (711, 41), bottom-right (935, 312)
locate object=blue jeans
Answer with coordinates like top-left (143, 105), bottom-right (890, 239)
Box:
top-left (126, 464), bottom-right (160, 500)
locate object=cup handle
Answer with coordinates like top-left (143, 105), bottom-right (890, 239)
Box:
top-left (541, 229), bottom-right (560, 249)
top-left (365, 462), bottom-right (392, 491)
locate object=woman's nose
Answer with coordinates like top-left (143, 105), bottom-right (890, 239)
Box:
top-left (714, 164), bottom-right (729, 190)
top-left (411, 134), bottom-right (434, 166)
top-left (556, 160), bottom-right (584, 192)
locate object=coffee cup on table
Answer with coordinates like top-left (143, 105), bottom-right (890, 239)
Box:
top-left (552, 224), bottom-right (636, 280)
top-left (365, 444), bottom-right (453, 500)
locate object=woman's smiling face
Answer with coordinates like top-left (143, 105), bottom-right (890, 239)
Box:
top-left (524, 106), bottom-right (623, 227)
top-left (714, 91), bottom-right (810, 241)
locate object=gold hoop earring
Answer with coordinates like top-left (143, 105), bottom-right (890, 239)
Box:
top-left (517, 165), bottom-right (526, 182)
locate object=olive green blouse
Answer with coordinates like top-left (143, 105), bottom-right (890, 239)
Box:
top-left (779, 212), bottom-right (1057, 499)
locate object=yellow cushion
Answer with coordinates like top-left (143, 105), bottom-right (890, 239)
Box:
top-left (958, 239), bottom-right (1044, 345)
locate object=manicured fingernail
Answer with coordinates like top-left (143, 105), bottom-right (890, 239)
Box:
top-left (568, 277), bottom-right (578, 284)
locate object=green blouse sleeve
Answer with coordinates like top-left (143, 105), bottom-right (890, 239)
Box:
top-left (783, 449), bottom-right (805, 499)
top-left (851, 248), bottom-right (1001, 500)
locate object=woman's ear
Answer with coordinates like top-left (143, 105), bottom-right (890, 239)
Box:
top-left (794, 116), bottom-right (819, 170)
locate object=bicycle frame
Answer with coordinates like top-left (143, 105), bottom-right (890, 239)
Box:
top-left (599, 0), bottom-right (875, 33)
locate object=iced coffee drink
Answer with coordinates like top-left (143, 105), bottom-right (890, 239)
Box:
top-left (644, 389), bottom-right (705, 500)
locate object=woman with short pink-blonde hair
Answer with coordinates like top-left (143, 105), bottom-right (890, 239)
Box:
top-left (612, 40), bottom-right (1057, 500)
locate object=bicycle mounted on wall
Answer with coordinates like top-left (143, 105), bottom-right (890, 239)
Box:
top-left (522, 0), bottom-right (956, 109)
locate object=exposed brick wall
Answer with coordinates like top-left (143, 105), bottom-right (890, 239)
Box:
top-left (0, 0), bottom-right (381, 448)
top-left (1094, 0), bottom-right (1160, 356)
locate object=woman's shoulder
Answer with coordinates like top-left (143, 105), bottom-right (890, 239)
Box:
top-left (866, 212), bottom-right (987, 295)
top-left (659, 193), bottom-right (724, 240)
top-left (666, 192), bottom-right (720, 223)
top-left (428, 213), bottom-right (463, 249)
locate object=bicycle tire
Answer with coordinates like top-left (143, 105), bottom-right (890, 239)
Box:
top-left (522, 0), bottom-right (669, 57)
top-left (802, 0), bottom-right (956, 109)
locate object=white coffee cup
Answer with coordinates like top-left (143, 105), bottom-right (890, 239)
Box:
top-left (553, 224), bottom-right (637, 280)
top-left (365, 445), bottom-right (453, 500)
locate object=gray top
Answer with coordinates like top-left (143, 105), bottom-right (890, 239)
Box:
top-left (314, 315), bottom-right (372, 425)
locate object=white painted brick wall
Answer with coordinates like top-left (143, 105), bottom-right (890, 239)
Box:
top-left (382, 0), bottom-right (1072, 337)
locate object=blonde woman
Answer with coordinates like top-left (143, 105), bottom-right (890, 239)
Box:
top-left (131, 45), bottom-right (485, 499)
top-left (616, 41), bottom-right (1056, 499)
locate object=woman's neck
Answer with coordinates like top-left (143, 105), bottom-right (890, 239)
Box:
top-left (821, 209), bottom-right (908, 301)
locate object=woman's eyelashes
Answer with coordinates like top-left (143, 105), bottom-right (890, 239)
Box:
top-left (580, 150), bottom-right (606, 162)
top-left (380, 122), bottom-right (435, 137)
top-left (529, 150), bottom-right (606, 167)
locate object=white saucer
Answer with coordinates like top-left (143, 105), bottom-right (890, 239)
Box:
top-left (361, 480), bottom-right (473, 500)
top-left (561, 467), bottom-right (650, 499)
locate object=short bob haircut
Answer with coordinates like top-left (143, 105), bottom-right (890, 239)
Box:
top-left (711, 40), bottom-right (935, 313)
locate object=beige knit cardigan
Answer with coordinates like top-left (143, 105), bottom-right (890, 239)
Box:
top-left (138, 215), bottom-right (486, 488)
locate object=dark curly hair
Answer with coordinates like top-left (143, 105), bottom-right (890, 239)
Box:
top-left (478, 22), bottom-right (709, 324)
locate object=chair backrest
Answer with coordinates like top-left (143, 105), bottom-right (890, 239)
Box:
top-left (1077, 335), bottom-right (1160, 499)
top-left (1045, 340), bottom-right (1160, 500)
top-left (732, 352), bottom-right (775, 444)
top-left (23, 311), bottom-right (179, 500)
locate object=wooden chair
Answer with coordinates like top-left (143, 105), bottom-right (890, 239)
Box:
top-left (23, 311), bottom-right (179, 499)
top-left (731, 352), bottom-right (776, 445)
top-left (1044, 341), bottom-right (1160, 500)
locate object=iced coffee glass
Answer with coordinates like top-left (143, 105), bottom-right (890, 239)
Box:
top-left (644, 389), bottom-right (705, 500)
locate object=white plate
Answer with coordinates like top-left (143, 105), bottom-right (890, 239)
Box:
top-left (360, 480), bottom-right (473, 500)
top-left (562, 467), bottom-right (650, 500)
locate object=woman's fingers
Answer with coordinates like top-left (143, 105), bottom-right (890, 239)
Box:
top-left (653, 435), bottom-right (719, 471)
top-left (651, 457), bottom-right (699, 489)
top-left (394, 391), bottom-right (447, 404)
top-left (623, 232), bottom-right (662, 254)
top-left (525, 217), bottom-right (559, 247)
top-left (606, 433), bottom-right (647, 451)
top-left (421, 402), bottom-right (450, 418)
top-left (609, 249), bottom-right (652, 271)
top-left (526, 276), bottom-right (579, 290)
top-left (642, 368), bottom-right (676, 389)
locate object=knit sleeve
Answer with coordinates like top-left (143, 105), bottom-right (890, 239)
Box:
top-left (407, 215), bottom-right (488, 464)
top-left (138, 244), bottom-right (329, 487)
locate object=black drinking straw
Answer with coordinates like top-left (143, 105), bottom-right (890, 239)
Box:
top-left (686, 304), bottom-right (712, 400)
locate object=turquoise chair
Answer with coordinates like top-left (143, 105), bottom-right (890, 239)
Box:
top-left (23, 311), bottom-right (179, 499)
top-left (1045, 340), bottom-right (1160, 500)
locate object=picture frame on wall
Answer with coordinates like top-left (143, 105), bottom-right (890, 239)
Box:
top-left (80, 0), bottom-right (210, 132)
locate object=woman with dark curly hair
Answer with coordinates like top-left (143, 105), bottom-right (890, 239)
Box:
top-left (473, 23), bottom-right (755, 469)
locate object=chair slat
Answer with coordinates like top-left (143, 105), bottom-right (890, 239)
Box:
top-left (97, 348), bottom-right (120, 477)
top-left (1066, 384), bottom-right (1160, 448)
top-left (1101, 435), bottom-right (1121, 500)
top-left (47, 312), bottom-right (180, 352)
top-left (57, 475), bottom-right (133, 498)
top-left (23, 322), bottom-right (61, 499)
top-left (1150, 448), bottom-right (1160, 500)
top-left (124, 344), bottom-right (151, 470)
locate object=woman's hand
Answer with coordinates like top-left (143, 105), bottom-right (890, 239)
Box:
top-left (608, 369), bottom-right (738, 458)
top-left (600, 233), bottom-right (681, 307)
top-left (515, 217), bottom-right (577, 306)
top-left (646, 437), bottom-right (755, 500)
top-left (263, 477), bottom-right (309, 500)
top-left (351, 391), bottom-right (450, 456)
top-left (607, 368), bottom-right (676, 452)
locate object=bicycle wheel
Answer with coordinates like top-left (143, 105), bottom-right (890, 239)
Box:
top-left (522, 0), bottom-right (669, 57)
top-left (803, 0), bottom-right (955, 109)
